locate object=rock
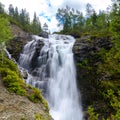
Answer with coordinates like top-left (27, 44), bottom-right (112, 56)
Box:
top-left (11, 24), bottom-right (31, 38)
top-left (38, 31), bottom-right (49, 38)
top-left (7, 24), bottom-right (32, 61)
top-left (73, 35), bottom-right (112, 110)
top-left (22, 70), bottom-right (28, 79)
top-left (73, 35), bottom-right (112, 63)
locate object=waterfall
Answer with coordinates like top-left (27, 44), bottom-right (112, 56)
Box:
top-left (19, 34), bottom-right (83, 120)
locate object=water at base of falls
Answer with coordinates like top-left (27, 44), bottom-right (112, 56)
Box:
top-left (19, 34), bottom-right (83, 120)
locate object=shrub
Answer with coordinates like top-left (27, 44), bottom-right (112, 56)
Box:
top-left (88, 106), bottom-right (99, 120)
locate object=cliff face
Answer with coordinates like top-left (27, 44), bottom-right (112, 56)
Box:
top-left (7, 24), bottom-right (32, 61)
top-left (73, 35), bottom-right (112, 110)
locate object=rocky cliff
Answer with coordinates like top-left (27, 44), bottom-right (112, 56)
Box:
top-left (73, 35), bottom-right (112, 112)
top-left (7, 24), bottom-right (32, 61)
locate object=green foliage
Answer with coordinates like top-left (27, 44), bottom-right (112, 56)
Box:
top-left (110, 0), bottom-right (120, 35)
top-left (35, 112), bottom-right (51, 120)
top-left (35, 113), bottom-right (48, 120)
top-left (28, 88), bottom-right (43, 103)
top-left (21, 117), bottom-right (27, 120)
top-left (97, 0), bottom-right (120, 80)
top-left (56, 4), bottom-right (110, 36)
top-left (28, 87), bottom-right (49, 111)
top-left (88, 106), bottom-right (99, 120)
top-left (0, 14), bottom-right (12, 45)
top-left (35, 113), bottom-right (45, 120)
top-left (7, 4), bottom-right (41, 34)
top-left (0, 54), bottom-right (26, 95)
top-left (0, 54), bottom-right (49, 112)
top-left (30, 12), bottom-right (41, 34)
top-left (103, 89), bottom-right (120, 120)
top-left (56, 6), bottom-right (84, 34)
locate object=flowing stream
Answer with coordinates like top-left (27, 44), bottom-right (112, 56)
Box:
top-left (19, 34), bottom-right (83, 120)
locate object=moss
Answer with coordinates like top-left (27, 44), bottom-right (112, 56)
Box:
top-left (35, 112), bottom-right (51, 120)
top-left (0, 54), bottom-right (18, 72)
top-left (21, 117), bottom-right (27, 120)
top-left (35, 113), bottom-right (46, 120)
top-left (0, 54), bottom-right (26, 95)
top-left (27, 87), bottom-right (49, 111)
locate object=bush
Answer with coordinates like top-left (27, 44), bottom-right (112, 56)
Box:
top-left (0, 53), bottom-right (49, 116)
top-left (0, 68), bottom-right (26, 95)
top-left (88, 106), bottom-right (99, 120)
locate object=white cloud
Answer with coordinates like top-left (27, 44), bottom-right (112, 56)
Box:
top-left (0, 0), bottom-right (112, 33)
top-left (50, 0), bottom-right (63, 7)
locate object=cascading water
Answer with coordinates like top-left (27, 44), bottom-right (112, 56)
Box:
top-left (19, 34), bottom-right (83, 120)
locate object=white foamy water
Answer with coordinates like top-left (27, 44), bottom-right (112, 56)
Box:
top-left (47, 34), bottom-right (83, 120)
top-left (19, 34), bottom-right (83, 120)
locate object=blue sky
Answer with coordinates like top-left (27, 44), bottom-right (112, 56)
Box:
top-left (0, 0), bottom-right (112, 33)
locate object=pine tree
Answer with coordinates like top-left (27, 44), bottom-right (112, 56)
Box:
top-left (0, 2), bottom-right (5, 14)
top-left (8, 4), bottom-right (14, 17)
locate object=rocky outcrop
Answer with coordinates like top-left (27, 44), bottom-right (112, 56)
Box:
top-left (73, 35), bottom-right (112, 63)
top-left (39, 31), bottom-right (49, 38)
top-left (73, 35), bottom-right (112, 110)
top-left (7, 24), bottom-right (32, 61)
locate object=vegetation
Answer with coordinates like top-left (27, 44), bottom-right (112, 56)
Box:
top-left (0, 54), bottom-right (49, 112)
top-left (56, 4), bottom-right (110, 37)
top-left (0, 0), bottom-right (120, 119)
top-left (35, 113), bottom-right (51, 120)
top-left (8, 4), bottom-right (42, 34)
top-left (0, 15), bottom-right (12, 45)
top-left (55, 0), bottom-right (120, 119)
top-left (0, 2), bottom-right (41, 35)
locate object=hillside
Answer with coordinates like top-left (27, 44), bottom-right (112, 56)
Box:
top-left (0, 76), bottom-right (51, 120)
top-left (0, 23), bottom-right (52, 120)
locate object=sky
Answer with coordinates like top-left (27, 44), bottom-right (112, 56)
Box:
top-left (0, 0), bottom-right (112, 33)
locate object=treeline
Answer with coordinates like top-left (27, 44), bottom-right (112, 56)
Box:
top-left (0, 2), bottom-right (41, 34)
top-left (56, 3), bottom-right (113, 37)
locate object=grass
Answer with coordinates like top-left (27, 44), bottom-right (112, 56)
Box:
top-left (0, 53), bottom-right (49, 111)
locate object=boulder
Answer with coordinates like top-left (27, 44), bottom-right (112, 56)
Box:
top-left (22, 70), bottom-right (28, 79)
top-left (38, 31), bottom-right (49, 38)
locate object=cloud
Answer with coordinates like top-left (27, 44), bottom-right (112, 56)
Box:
top-left (60, 0), bottom-right (112, 14)
top-left (0, 0), bottom-right (112, 33)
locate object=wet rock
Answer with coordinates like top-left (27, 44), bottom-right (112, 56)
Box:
top-left (39, 31), bottom-right (48, 38)
top-left (7, 24), bottom-right (32, 61)
top-left (22, 70), bottom-right (28, 79)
